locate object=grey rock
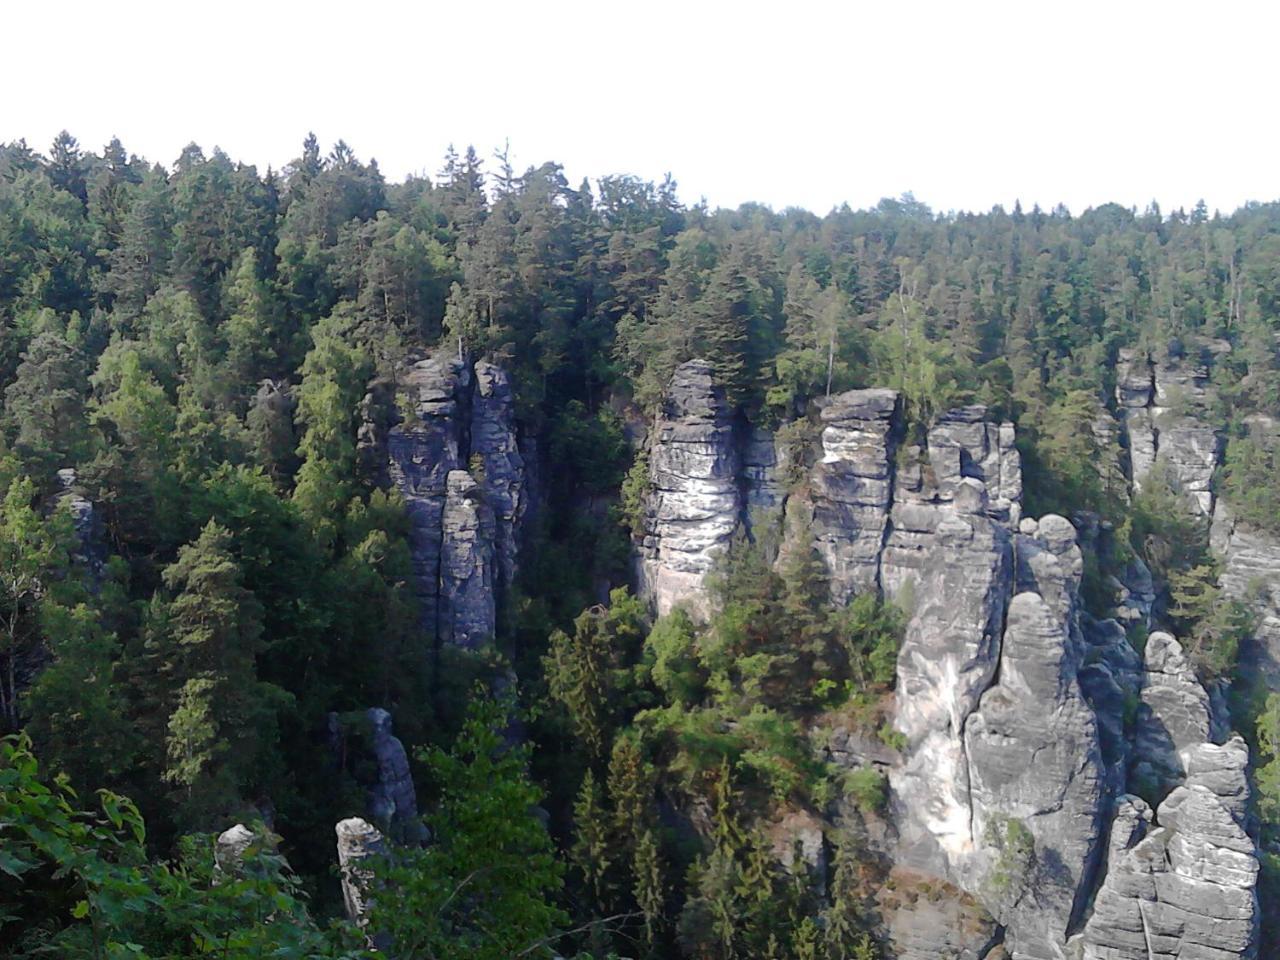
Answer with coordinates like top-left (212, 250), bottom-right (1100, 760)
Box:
top-left (366, 707), bottom-right (427, 843)
top-left (381, 353), bottom-right (525, 647)
top-left (1080, 737), bottom-right (1259, 960)
top-left (1115, 346), bottom-right (1223, 517)
top-left (637, 360), bottom-right (741, 618)
top-left (440, 470), bottom-right (497, 649)
top-left (387, 355), bottom-right (472, 635)
top-left (743, 423), bottom-right (787, 516)
top-left (1078, 617), bottom-right (1144, 777)
top-left (1132, 632), bottom-right (1215, 793)
top-left (470, 360), bottom-right (526, 595)
top-left (808, 388), bottom-right (900, 603)
top-left (885, 504), bottom-right (1012, 875)
top-left (1212, 500), bottom-right (1280, 688)
top-left (883, 874), bottom-right (1003, 960)
top-left (336, 817), bottom-right (385, 928)
top-left (55, 468), bottom-right (105, 586)
top-left (213, 823), bottom-right (257, 881)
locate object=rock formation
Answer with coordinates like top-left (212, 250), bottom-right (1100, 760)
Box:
top-left (964, 520), bottom-right (1106, 960)
top-left (1115, 343), bottom-right (1224, 517)
top-left (806, 388), bottom-right (899, 603)
top-left (336, 817), bottom-right (385, 927)
top-left (1213, 498), bottom-right (1280, 686)
top-left (375, 352), bottom-right (527, 647)
top-left (637, 359), bottom-right (741, 618)
top-left (55, 468), bottom-right (105, 585)
top-left (365, 707), bottom-right (427, 843)
top-left (1131, 632), bottom-right (1218, 793)
top-left (1080, 738), bottom-right (1259, 959)
top-left (629, 358), bottom-right (1263, 958)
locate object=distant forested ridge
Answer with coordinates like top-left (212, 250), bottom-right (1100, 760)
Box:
top-left (3, 131), bottom-right (1280, 959)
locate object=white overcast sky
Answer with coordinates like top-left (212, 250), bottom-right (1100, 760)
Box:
top-left (3, 0), bottom-right (1276, 216)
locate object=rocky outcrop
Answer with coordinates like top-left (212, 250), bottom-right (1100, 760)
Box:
top-left (439, 471), bottom-right (497, 649)
top-left (470, 360), bottom-right (526, 594)
top-left (873, 407), bottom-right (1024, 883)
top-left (365, 707), bottom-right (427, 843)
top-left (387, 355), bottom-right (471, 636)
top-left (637, 360), bottom-right (741, 618)
top-left (55, 468), bottom-right (105, 585)
top-left (882, 873), bottom-right (1003, 960)
top-left (1080, 738), bottom-right (1259, 959)
top-left (806, 389), bottom-right (899, 604)
top-left (1212, 499), bottom-right (1280, 687)
top-left (742, 424), bottom-right (786, 516)
top-left (336, 817), bottom-right (385, 928)
top-left (378, 352), bottom-right (526, 647)
top-left (964, 519), bottom-right (1107, 960)
top-left (1131, 632), bottom-right (1217, 794)
top-left (1115, 344), bottom-right (1224, 517)
top-left (213, 823), bottom-right (258, 880)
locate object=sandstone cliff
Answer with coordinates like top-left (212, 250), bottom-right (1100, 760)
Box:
top-left (366, 352), bottom-right (527, 649)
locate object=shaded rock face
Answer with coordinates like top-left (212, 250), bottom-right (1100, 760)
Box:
top-left (1212, 500), bottom-right (1280, 687)
top-left (1115, 345), bottom-right (1223, 517)
top-left (637, 360), bottom-right (741, 619)
top-left (439, 471), bottom-right (497, 649)
top-left (964, 521), bottom-right (1107, 960)
top-left (365, 707), bottom-right (427, 843)
top-left (880, 871), bottom-right (1003, 960)
top-left (1080, 738), bottom-right (1259, 960)
top-left (55, 468), bottom-right (105, 586)
top-left (1132, 632), bottom-right (1217, 794)
top-left (377, 353), bottom-right (526, 648)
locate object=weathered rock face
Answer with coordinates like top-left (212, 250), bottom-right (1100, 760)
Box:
top-left (55, 468), bottom-right (105, 585)
top-left (881, 873), bottom-right (1003, 960)
top-left (1131, 632), bottom-right (1217, 794)
top-left (365, 707), bottom-right (427, 842)
top-left (439, 471), bottom-right (497, 649)
top-left (742, 423), bottom-right (787, 517)
top-left (378, 352), bottom-right (526, 647)
top-left (1213, 500), bottom-right (1280, 687)
top-left (336, 817), bottom-right (384, 927)
top-left (387, 355), bottom-right (471, 636)
top-left (964, 520), bottom-right (1107, 960)
top-left (213, 823), bottom-right (258, 880)
top-left (470, 360), bottom-right (526, 594)
top-left (1080, 738), bottom-right (1259, 960)
top-left (807, 389), bottom-right (900, 604)
top-left (1115, 344), bottom-right (1224, 517)
top-left (637, 360), bottom-right (741, 618)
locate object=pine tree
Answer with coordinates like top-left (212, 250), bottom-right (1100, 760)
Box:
top-left (571, 769), bottom-right (613, 910)
top-left (154, 521), bottom-right (286, 825)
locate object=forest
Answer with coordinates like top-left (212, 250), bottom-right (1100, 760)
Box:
top-left (3, 131), bottom-right (1280, 959)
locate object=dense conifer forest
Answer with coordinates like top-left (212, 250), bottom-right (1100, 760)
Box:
top-left (3, 132), bottom-right (1280, 958)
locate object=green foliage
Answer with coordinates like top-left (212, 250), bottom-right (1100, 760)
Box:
top-left (367, 693), bottom-right (569, 960)
top-left (983, 816), bottom-right (1036, 900)
top-left (844, 767), bottom-right (888, 816)
top-left (0, 733), bottom-right (365, 959)
top-left (1222, 427), bottom-right (1280, 536)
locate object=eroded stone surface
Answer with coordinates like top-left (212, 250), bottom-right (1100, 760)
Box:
top-left (808, 388), bottom-right (899, 603)
top-left (336, 817), bottom-right (385, 927)
top-left (1080, 738), bottom-right (1259, 960)
top-left (440, 470), bottom-right (496, 649)
top-left (1132, 632), bottom-right (1216, 793)
top-left (637, 360), bottom-right (741, 618)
